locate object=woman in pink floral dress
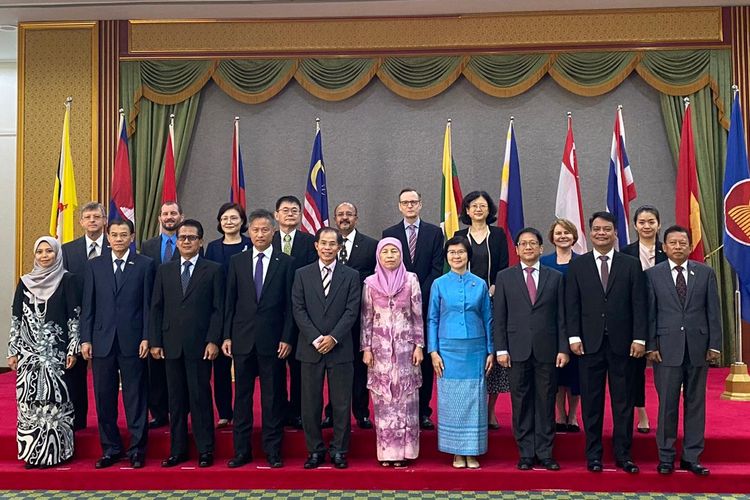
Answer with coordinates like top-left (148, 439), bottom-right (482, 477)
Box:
top-left (361, 237), bottom-right (424, 467)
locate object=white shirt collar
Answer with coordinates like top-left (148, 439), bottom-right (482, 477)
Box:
top-left (669, 259), bottom-right (689, 271)
top-left (522, 261), bottom-right (541, 272)
top-left (111, 248), bottom-right (130, 264)
top-left (403, 218), bottom-right (421, 230)
top-left (593, 247), bottom-right (615, 261)
top-left (280, 228), bottom-right (297, 240)
top-left (319, 259), bottom-right (337, 273)
top-left (181, 254), bottom-right (200, 267)
top-left (342, 228), bottom-right (357, 243)
top-left (253, 246), bottom-right (273, 260)
top-left (85, 233), bottom-right (104, 249)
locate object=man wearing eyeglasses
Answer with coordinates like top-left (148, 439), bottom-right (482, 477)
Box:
top-left (382, 188), bottom-right (444, 430)
top-left (150, 219), bottom-right (224, 469)
top-left (271, 195), bottom-right (317, 429)
top-left (62, 201), bottom-right (109, 431)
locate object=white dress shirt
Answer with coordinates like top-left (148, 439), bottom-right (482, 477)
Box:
top-left (111, 249), bottom-right (130, 273)
top-left (253, 246), bottom-right (274, 284)
top-left (86, 233), bottom-right (105, 258)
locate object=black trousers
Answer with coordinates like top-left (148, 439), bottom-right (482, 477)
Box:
top-left (301, 359), bottom-right (353, 455)
top-left (232, 351), bottom-right (286, 457)
top-left (325, 330), bottom-right (370, 421)
top-left (509, 356), bottom-right (556, 460)
top-left (631, 356), bottom-right (647, 408)
top-left (285, 356), bottom-right (302, 420)
top-left (212, 351), bottom-right (233, 420)
top-left (91, 344), bottom-right (148, 457)
top-left (165, 356), bottom-right (215, 456)
top-left (147, 356), bottom-right (169, 423)
top-left (68, 354), bottom-right (89, 430)
top-left (578, 336), bottom-right (635, 463)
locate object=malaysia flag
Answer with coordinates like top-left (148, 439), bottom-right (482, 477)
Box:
top-left (301, 120), bottom-right (329, 234)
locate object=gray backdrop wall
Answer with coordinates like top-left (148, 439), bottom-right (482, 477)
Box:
top-left (181, 73), bottom-right (676, 246)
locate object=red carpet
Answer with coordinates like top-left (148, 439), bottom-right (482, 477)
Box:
top-left (0, 367), bottom-right (748, 492)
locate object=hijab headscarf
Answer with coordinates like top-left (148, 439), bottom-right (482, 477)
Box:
top-left (21, 236), bottom-right (67, 301)
top-left (365, 237), bottom-right (408, 297)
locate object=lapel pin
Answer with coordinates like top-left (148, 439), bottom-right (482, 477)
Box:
top-left (690, 270), bottom-right (695, 276)
top-left (127, 261), bottom-right (135, 266)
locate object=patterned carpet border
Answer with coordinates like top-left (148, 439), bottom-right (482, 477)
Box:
top-left (1, 492), bottom-right (749, 499)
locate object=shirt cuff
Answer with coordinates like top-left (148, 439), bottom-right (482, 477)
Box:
top-left (633, 339), bottom-right (646, 346)
top-left (569, 336), bottom-right (582, 345)
top-left (496, 350), bottom-right (509, 356)
top-left (709, 349), bottom-right (720, 353)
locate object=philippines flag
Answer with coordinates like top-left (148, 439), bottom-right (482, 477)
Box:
top-left (555, 113), bottom-right (588, 255)
top-left (161, 114), bottom-right (177, 204)
top-left (230, 117), bottom-right (247, 210)
top-left (110, 109), bottom-right (135, 226)
top-left (498, 117), bottom-right (525, 265)
top-left (606, 106), bottom-right (637, 249)
top-left (301, 120), bottom-right (329, 234)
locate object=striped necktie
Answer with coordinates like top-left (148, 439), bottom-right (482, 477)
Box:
top-left (407, 224), bottom-right (417, 263)
top-left (322, 266), bottom-right (332, 296)
top-left (88, 242), bottom-right (98, 260)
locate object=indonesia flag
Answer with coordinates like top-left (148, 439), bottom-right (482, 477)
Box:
top-left (230, 117), bottom-right (247, 210)
top-left (606, 106), bottom-right (637, 249)
top-left (301, 119), bottom-right (329, 234)
top-left (161, 114), bottom-right (177, 204)
top-left (498, 117), bottom-right (525, 265)
top-left (555, 113), bottom-right (588, 255)
top-left (109, 109), bottom-right (135, 225)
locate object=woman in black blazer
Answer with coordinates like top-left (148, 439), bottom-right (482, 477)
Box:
top-left (620, 205), bottom-right (666, 434)
top-left (455, 191), bottom-right (509, 430)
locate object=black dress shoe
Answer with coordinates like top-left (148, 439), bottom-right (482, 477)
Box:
top-left (566, 424), bottom-right (580, 433)
top-left (130, 454), bottom-right (145, 469)
top-left (320, 416), bottom-right (333, 429)
top-left (149, 418), bottom-right (168, 429)
top-left (555, 423), bottom-right (568, 433)
top-left (161, 454), bottom-right (188, 468)
top-left (657, 462), bottom-right (674, 474)
top-left (419, 416), bottom-right (435, 430)
top-left (198, 452), bottom-right (214, 468)
top-left (539, 458), bottom-right (560, 471)
top-left (332, 453), bottom-right (348, 469)
top-left (227, 454), bottom-right (251, 468)
top-left (267, 454), bottom-right (283, 468)
top-left (616, 459), bottom-right (640, 474)
top-left (24, 463), bottom-right (37, 470)
top-left (680, 460), bottom-right (710, 476)
top-left (304, 453), bottom-right (325, 469)
top-left (517, 458), bottom-right (534, 470)
top-left (357, 417), bottom-right (373, 429)
top-left (285, 416), bottom-right (303, 429)
top-left (95, 453), bottom-right (124, 469)
top-left (587, 460), bottom-right (603, 472)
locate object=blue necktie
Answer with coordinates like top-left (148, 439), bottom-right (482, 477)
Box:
top-left (114, 259), bottom-right (124, 289)
top-left (164, 238), bottom-right (174, 262)
top-left (254, 253), bottom-right (264, 302)
top-left (181, 261), bottom-right (192, 294)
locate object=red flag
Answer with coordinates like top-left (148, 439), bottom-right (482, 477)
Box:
top-left (161, 115), bottom-right (177, 204)
top-left (675, 100), bottom-right (705, 261)
top-left (110, 110), bottom-right (135, 224)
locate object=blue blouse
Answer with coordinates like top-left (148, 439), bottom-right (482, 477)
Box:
top-left (539, 252), bottom-right (578, 276)
top-left (205, 235), bottom-right (252, 275)
top-left (426, 271), bottom-right (493, 354)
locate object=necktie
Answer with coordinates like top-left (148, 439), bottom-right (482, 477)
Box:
top-left (254, 253), bottom-right (264, 302)
top-left (88, 242), bottom-right (98, 260)
top-left (599, 255), bottom-right (609, 291)
top-left (181, 261), bottom-right (192, 294)
top-left (322, 266), bottom-right (332, 296)
top-left (114, 259), bottom-right (124, 289)
top-left (525, 267), bottom-right (536, 305)
top-left (164, 238), bottom-right (174, 262)
top-left (282, 234), bottom-right (292, 255)
top-left (339, 238), bottom-right (349, 265)
top-left (675, 265), bottom-right (687, 306)
top-left (407, 224), bottom-right (417, 263)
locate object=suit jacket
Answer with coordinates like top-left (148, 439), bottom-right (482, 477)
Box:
top-left (292, 262), bottom-right (361, 364)
top-left (224, 249), bottom-right (295, 356)
top-left (621, 240), bottom-right (667, 269)
top-left (81, 252), bottom-right (155, 358)
top-left (565, 251), bottom-right (647, 356)
top-left (62, 235), bottom-right (110, 298)
top-left (645, 260), bottom-right (722, 367)
top-left (272, 230), bottom-right (317, 271)
top-left (455, 225), bottom-right (509, 286)
top-left (343, 230), bottom-right (377, 284)
top-left (493, 264), bottom-right (568, 363)
top-left (150, 257), bottom-right (225, 360)
top-left (382, 220), bottom-right (443, 313)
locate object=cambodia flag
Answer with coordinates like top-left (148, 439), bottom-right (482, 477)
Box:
top-left (301, 120), bottom-right (329, 234)
top-left (161, 114), bottom-right (177, 204)
top-left (606, 106), bottom-right (637, 249)
top-left (230, 117), bottom-right (246, 210)
top-left (498, 118), bottom-right (525, 265)
top-left (110, 110), bottom-right (135, 226)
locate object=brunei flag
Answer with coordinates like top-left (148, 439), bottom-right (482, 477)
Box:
top-left (440, 120), bottom-right (463, 239)
top-left (49, 98), bottom-right (78, 243)
top-left (675, 99), bottom-right (705, 261)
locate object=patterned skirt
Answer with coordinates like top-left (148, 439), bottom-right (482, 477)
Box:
top-left (371, 390), bottom-right (420, 461)
top-left (486, 363), bottom-right (510, 394)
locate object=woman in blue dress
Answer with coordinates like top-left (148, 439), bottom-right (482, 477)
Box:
top-left (428, 236), bottom-right (493, 469)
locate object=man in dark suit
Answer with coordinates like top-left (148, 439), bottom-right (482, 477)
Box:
top-left (382, 188), bottom-right (443, 429)
top-left (140, 201), bottom-right (184, 429)
top-left (272, 195), bottom-right (317, 429)
top-left (150, 219), bottom-right (223, 468)
top-left (223, 209), bottom-right (295, 469)
top-left (566, 211), bottom-right (647, 474)
top-left (292, 227), bottom-right (361, 469)
top-left (321, 201), bottom-right (377, 430)
top-left (495, 227), bottom-right (568, 471)
top-left (62, 201), bottom-right (109, 431)
top-left (646, 225), bottom-right (722, 476)
top-left (81, 218), bottom-right (154, 469)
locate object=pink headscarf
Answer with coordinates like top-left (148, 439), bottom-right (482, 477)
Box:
top-left (365, 237), bottom-right (407, 298)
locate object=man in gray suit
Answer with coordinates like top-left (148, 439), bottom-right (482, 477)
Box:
top-left (494, 227), bottom-right (569, 471)
top-left (291, 226), bottom-right (361, 470)
top-left (646, 225), bottom-right (722, 476)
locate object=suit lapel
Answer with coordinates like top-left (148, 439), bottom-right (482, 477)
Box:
top-left (514, 265), bottom-right (533, 307)
top-left (347, 232), bottom-right (361, 264)
top-left (535, 265), bottom-right (549, 306)
top-left (660, 263), bottom-right (682, 308)
top-left (584, 253), bottom-right (605, 295)
top-left (260, 253), bottom-right (281, 301)
top-left (397, 225), bottom-right (413, 268)
top-left (182, 258), bottom-right (206, 301)
top-left (115, 253), bottom-right (137, 294)
top-left (684, 261), bottom-right (697, 308)
top-left (325, 265), bottom-right (345, 309)
top-left (604, 252), bottom-right (621, 295)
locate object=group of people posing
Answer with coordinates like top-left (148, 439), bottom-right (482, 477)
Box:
top-left (9, 188), bottom-right (721, 477)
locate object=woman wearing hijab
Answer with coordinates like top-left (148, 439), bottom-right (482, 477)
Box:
top-left (361, 237), bottom-right (424, 467)
top-left (8, 236), bottom-right (80, 468)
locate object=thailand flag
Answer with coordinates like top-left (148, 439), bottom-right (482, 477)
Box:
top-left (110, 110), bottom-right (135, 226)
top-left (301, 120), bottom-right (329, 234)
top-left (498, 118), bottom-right (524, 265)
top-left (230, 117), bottom-right (246, 210)
top-left (606, 106), bottom-right (637, 249)
top-left (555, 113), bottom-right (587, 255)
